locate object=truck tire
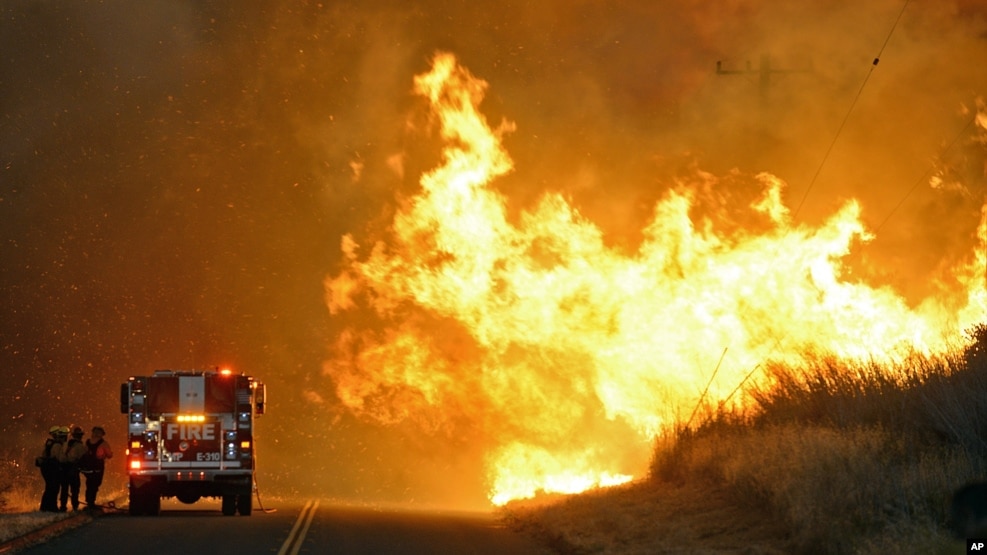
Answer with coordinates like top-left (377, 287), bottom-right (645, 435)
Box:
top-left (128, 494), bottom-right (144, 516)
top-left (237, 493), bottom-right (252, 516)
top-left (129, 488), bottom-right (158, 516)
top-left (222, 494), bottom-right (237, 516)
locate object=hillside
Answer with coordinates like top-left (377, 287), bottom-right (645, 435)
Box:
top-left (506, 478), bottom-right (791, 554)
top-left (504, 331), bottom-right (987, 555)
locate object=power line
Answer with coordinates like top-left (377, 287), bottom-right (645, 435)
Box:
top-left (874, 116), bottom-right (977, 234)
top-left (696, 1), bottom-right (933, 424)
top-left (698, 1), bottom-right (915, 421)
top-left (686, 347), bottom-right (728, 429)
top-left (792, 0), bottom-right (911, 219)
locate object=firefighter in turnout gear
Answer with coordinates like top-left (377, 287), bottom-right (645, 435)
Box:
top-left (61, 426), bottom-right (87, 511)
top-left (37, 426), bottom-right (66, 512)
top-left (82, 426), bottom-right (112, 511)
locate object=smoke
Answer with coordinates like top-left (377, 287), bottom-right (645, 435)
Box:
top-left (2, 0), bottom-right (986, 508)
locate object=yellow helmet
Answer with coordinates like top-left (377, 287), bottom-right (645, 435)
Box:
top-left (56, 426), bottom-right (70, 435)
top-left (48, 425), bottom-right (61, 434)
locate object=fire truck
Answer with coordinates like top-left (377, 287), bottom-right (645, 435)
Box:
top-left (120, 369), bottom-right (266, 516)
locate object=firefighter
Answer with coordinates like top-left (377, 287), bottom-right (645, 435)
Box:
top-left (83, 426), bottom-right (112, 511)
top-left (37, 426), bottom-right (66, 512)
top-left (60, 426), bottom-right (87, 511)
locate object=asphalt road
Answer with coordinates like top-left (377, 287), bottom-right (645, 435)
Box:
top-left (15, 498), bottom-right (553, 555)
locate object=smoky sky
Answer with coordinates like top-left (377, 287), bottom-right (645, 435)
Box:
top-left (2, 0), bottom-right (986, 507)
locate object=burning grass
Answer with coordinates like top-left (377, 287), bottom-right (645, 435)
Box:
top-left (505, 326), bottom-right (987, 554)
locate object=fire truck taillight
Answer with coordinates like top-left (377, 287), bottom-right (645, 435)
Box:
top-left (130, 460), bottom-right (141, 470)
top-left (240, 441), bottom-right (250, 449)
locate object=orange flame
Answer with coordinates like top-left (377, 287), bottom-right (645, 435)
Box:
top-left (324, 52), bottom-right (987, 505)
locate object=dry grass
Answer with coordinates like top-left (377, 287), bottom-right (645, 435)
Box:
top-left (504, 479), bottom-right (792, 554)
top-left (0, 512), bottom-right (73, 545)
top-left (652, 424), bottom-right (965, 554)
top-left (0, 446), bottom-right (128, 547)
top-left (506, 325), bottom-right (987, 554)
top-left (0, 457), bottom-right (46, 515)
top-left (0, 459), bottom-right (73, 546)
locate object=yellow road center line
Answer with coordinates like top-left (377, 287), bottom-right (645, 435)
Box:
top-left (277, 500), bottom-right (319, 555)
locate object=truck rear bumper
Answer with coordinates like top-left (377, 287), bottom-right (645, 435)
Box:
top-left (130, 469), bottom-right (253, 482)
top-left (129, 472), bottom-right (252, 498)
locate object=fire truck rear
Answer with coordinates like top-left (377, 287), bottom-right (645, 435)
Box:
top-left (120, 369), bottom-right (266, 516)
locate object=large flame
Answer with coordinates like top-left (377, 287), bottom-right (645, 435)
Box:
top-left (324, 52), bottom-right (987, 505)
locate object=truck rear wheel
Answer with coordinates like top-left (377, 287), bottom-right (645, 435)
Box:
top-left (129, 487), bottom-right (159, 516)
top-left (128, 493), bottom-right (144, 516)
top-left (236, 493), bottom-right (252, 516)
top-left (221, 494), bottom-right (236, 516)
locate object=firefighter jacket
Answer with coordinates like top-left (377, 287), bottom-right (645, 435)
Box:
top-left (63, 438), bottom-right (87, 469)
top-left (37, 439), bottom-right (65, 472)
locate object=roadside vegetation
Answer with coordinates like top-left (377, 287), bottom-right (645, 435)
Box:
top-left (0, 450), bottom-right (71, 545)
top-left (0, 444), bottom-right (124, 546)
top-left (507, 326), bottom-right (987, 554)
top-left (0, 449), bottom-right (44, 514)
